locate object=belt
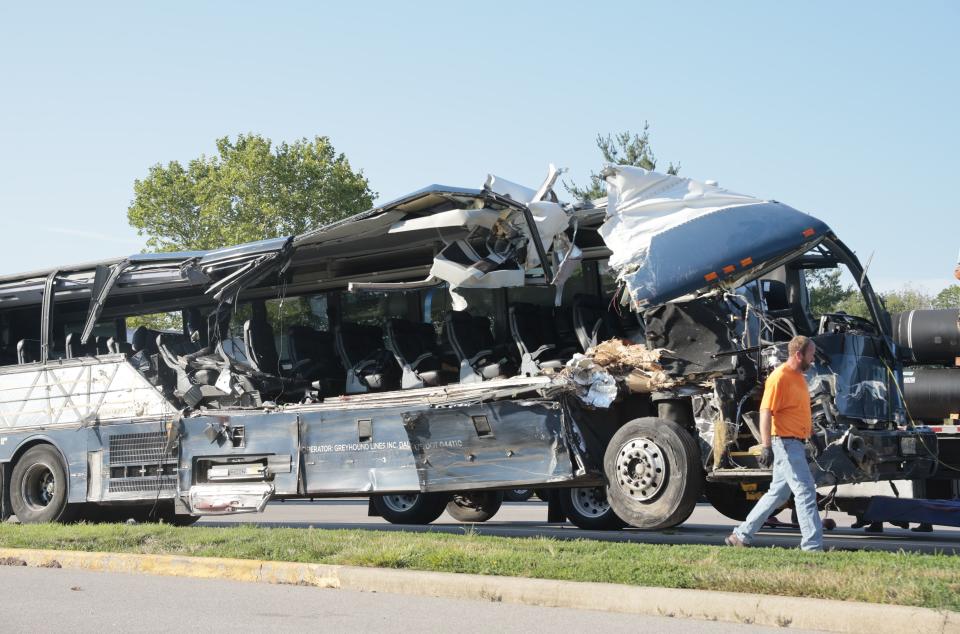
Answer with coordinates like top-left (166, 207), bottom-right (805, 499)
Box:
top-left (775, 436), bottom-right (806, 441)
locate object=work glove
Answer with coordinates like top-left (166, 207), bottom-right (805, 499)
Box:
top-left (758, 446), bottom-right (774, 469)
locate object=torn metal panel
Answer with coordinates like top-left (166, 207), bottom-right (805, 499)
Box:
top-left (177, 411), bottom-right (301, 505)
top-left (387, 207), bottom-right (501, 234)
top-left (309, 375), bottom-right (555, 410)
top-left (404, 399), bottom-right (581, 492)
top-left (299, 399), bottom-right (585, 494)
top-left (600, 166), bottom-right (830, 308)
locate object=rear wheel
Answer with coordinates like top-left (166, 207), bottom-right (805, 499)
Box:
top-left (503, 489), bottom-right (534, 502)
top-left (603, 417), bottom-right (702, 530)
top-left (559, 486), bottom-right (626, 530)
top-left (10, 445), bottom-right (77, 524)
top-left (372, 493), bottom-right (449, 525)
top-left (704, 480), bottom-right (771, 521)
top-left (446, 491), bottom-right (503, 522)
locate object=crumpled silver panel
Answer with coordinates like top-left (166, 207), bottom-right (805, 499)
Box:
top-left (300, 398), bottom-right (585, 494)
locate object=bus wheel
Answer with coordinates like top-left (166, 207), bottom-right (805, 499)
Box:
top-left (446, 491), bottom-right (503, 522)
top-left (559, 486), bottom-right (626, 530)
top-left (503, 488), bottom-right (534, 502)
top-left (704, 480), bottom-right (770, 521)
top-left (10, 445), bottom-right (77, 524)
top-left (603, 417), bottom-right (702, 530)
top-left (372, 493), bottom-right (449, 525)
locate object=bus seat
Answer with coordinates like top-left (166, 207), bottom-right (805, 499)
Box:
top-left (443, 310), bottom-right (514, 383)
top-left (333, 323), bottom-right (398, 394)
top-left (385, 318), bottom-right (454, 389)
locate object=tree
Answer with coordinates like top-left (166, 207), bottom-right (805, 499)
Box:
top-left (806, 269), bottom-right (851, 317)
top-left (565, 123), bottom-right (680, 202)
top-left (879, 286), bottom-right (933, 315)
top-left (934, 285), bottom-right (960, 309)
top-left (127, 134), bottom-right (376, 252)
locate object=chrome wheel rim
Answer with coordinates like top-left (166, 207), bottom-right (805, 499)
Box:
top-left (569, 487), bottom-right (611, 518)
top-left (381, 494), bottom-right (419, 513)
top-left (615, 437), bottom-right (667, 501)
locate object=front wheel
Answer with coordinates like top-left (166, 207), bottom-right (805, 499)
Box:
top-left (446, 491), bottom-right (503, 522)
top-left (559, 486), bottom-right (626, 530)
top-left (603, 417), bottom-right (702, 530)
top-left (372, 493), bottom-right (449, 525)
top-left (10, 445), bottom-right (78, 524)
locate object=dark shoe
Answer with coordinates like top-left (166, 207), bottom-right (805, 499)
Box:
top-left (864, 522), bottom-right (883, 533)
top-left (911, 523), bottom-right (934, 532)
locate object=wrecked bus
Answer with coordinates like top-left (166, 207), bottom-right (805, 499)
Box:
top-left (0, 166), bottom-right (940, 529)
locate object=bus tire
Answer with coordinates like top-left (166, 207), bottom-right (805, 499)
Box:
top-left (372, 493), bottom-right (449, 525)
top-left (559, 486), bottom-right (626, 530)
top-left (503, 488), bottom-right (534, 502)
top-left (10, 445), bottom-right (77, 524)
top-left (704, 480), bottom-right (770, 522)
top-left (603, 417), bottom-right (702, 530)
top-left (446, 491), bottom-right (503, 522)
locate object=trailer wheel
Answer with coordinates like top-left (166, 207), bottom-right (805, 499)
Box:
top-left (603, 417), bottom-right (702, 530)
top-left (704, 480), bottom-right (771, 521)
top-left (503, 488), bottom-right (534, 502)
top-left (446, 491), bottom-right (503, 522)
top-left (372, 493), bottom-right (449, 525)
top-left (559, 486), bottom-right (626, 530)
top-left (10, 445), bottom-right (77, 524)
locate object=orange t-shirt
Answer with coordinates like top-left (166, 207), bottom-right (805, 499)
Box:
top-left (760, 363), bottom-right (811, 439)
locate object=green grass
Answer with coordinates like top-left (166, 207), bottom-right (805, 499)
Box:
top-left (0, 523), bottom-right (958, 611)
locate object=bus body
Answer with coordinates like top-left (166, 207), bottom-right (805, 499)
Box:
top-left (0, 166), bottom-right (941, 528)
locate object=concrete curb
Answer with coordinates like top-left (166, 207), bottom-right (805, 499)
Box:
top-left (0, 548), bottom-right (955, 633)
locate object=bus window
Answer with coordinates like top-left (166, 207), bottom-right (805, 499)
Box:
top-left (426, 287), bottom-right (496, 336)
top-left (265, 294), bottom-right (331, 361)
top-left (340, 290), bottom-right (410, 327)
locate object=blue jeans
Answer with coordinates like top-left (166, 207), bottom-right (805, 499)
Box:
top-left (733, 437), bottom-right (824, 551)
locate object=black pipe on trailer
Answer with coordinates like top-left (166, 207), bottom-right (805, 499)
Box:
top-left (903, 367), bottom-right (960, 422)
top-left (891, 309), bottom-right (960, 364)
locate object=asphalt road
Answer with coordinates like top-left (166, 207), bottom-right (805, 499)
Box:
top-left (0, 566), bottom-right (820, 633)
top-left (197, 500), bottom-right (960, 554)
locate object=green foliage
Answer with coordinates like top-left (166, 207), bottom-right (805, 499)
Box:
top-left (933, 285), bottom-right (960, 309)
top-left (806, 269), bottom-right (850, 317)
top-left (805, 270), bottom-right (939, 320)
top-left (126, 312), bottom-right (183, 332)
top-left (565, 123), bottom-right (679, 202)
top-left (127, 134), bottom-right (376, 252)
top-left (880, 285), bottom-right (933, 314)
top-left (833, 293), bottom-right (870, 319)
top-left (2, 523), bottom-right (959, 610)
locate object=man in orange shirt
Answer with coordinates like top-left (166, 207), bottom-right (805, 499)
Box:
top-left (725, 335), bottom-right (824, 551)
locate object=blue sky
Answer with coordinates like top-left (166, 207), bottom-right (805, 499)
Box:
top-left (0, 1), bottom-right (956, 293)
